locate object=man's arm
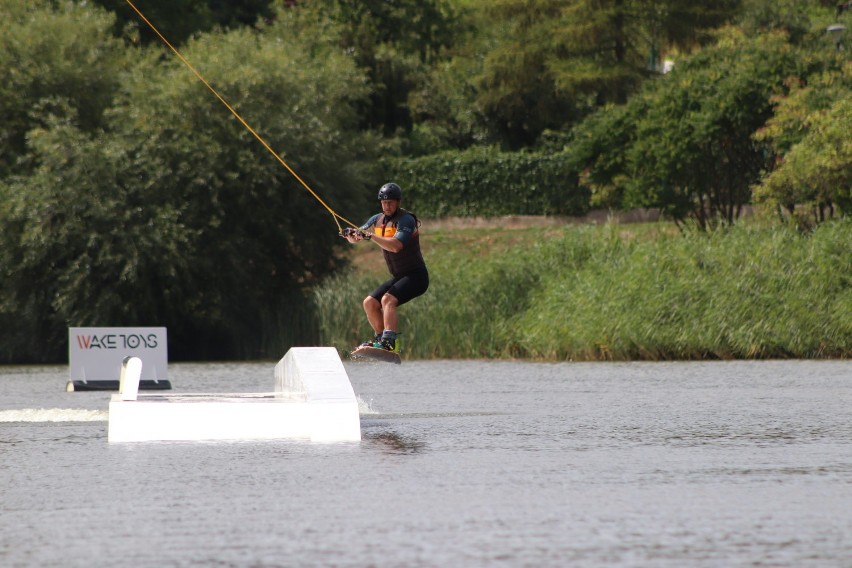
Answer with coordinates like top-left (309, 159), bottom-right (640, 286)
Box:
top-left (372, 214), bottom-right (416, 253)
top-left (371, 233), bottom-right (403, 253)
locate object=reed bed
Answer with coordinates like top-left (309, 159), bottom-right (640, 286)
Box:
top-left (315, 218), bottom-right (851, 360)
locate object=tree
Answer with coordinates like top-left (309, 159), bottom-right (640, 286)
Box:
top-left (754, 64), bottom-right (852, 224)
top-left (313, 0), bottom-right (461, 138)
top-left (406, 1), bottom-right (499, 152)
top-left (0, 110), bottom-right (200, 360)
top-left (623, 30), bottom-right (799, 228)
top-left (471, 0), bottom-right (740, 148)
top-left (567, 101), bottom-right (644, 209)
top-left (736, 0), bottom-right (815, 43)
top-left (0, 0), bottom-right (127, 178)
top-left (0, 4), bottom-right (376, 361)
top-left (473, 0), bottom-right (577, 148)
top-left (89, 0), bottom-right (276, 45)
top-left (567, 27), bottom-right (804, 229)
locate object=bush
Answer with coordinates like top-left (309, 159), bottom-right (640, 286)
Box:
top-left (315, 218), bottom-right (851, 360)
top-left (381, 146), bottom-right (589, 217)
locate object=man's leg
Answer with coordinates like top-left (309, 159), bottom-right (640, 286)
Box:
top-left (380, 293), bottom-right (399, 332)
top-left (363, 296), bottom-right (384, 334)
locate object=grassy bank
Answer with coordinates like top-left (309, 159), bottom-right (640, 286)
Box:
top-left (315, 218), bottom-right (851, 360)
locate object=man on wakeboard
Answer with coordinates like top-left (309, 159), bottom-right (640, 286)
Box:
top-left (342, 183), bottom-right (429, 353)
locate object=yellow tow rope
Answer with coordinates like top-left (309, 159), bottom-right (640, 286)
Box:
top-left (124, 0), bottom-right (357, 232)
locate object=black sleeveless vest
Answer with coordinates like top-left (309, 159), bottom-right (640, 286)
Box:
top-left (370, 210), bottom-right (426, 277)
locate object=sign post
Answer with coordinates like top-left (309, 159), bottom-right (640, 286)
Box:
top-left (67, 327), bottom-right (170, 392)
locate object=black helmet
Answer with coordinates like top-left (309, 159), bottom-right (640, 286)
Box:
top-left (378, 182), bottom-right (402, 201)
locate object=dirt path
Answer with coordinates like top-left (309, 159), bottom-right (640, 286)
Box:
top-left (423, 209), bottom-right (661, 231)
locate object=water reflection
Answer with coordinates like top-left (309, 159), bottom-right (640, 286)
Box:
top-left (363, 430), bottom-right (426, 455)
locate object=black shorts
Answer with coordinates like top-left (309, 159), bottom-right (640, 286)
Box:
top-left (369, 267), bottom-right (429, 306)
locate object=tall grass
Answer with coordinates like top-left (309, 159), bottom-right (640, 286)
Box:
top-left (315, 218), bottom-right (851, 360)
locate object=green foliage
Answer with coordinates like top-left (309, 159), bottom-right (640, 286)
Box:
top-left (316, 219), bottom-right (852, 360)
top-left (654, 0), bottom-right (743, 48)
top-left (737, 0), bottom-right (815, 42)
top-left (513, 220), bottom-right (851, 360)
top-left (406, 3), bottom-right (494, 152)
top-left (329, 0), bottom-right (459, 65)
top-left (629, 30), bottom-right (800, 228)
top-left (0, 4), bottom-right (375, 361)
top-left (1, 0), bottom-right (849, 362)
top-left (566, 2), bottom-right (848, 229)
top-left (404, 245), bottom-right (545, 358)
top-left (316, 229), bottom-right (548, 358)
top-left (473, 0), bottom-right (579, 147)
top-left (470, 0), bottom-right (741, 147)
top-left (383, 146), bottom-right (589, 217)
top-left (571, 29), bottom-right (802, 229)
top-left (90, 0), bottom-right (276, 45)
top-left (0, 0), bottom-right (127, 177)
top-left (754, 62), bottom-right (852, 224)
top-left (566, 103), bottom-right (643, 208)
top-left (310, 0), bottom-right (461, 137)
top-left (0, 114), bottom-right (201, 360)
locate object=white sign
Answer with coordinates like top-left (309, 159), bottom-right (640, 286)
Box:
top-left (68, 327), bottom-right (168, 381)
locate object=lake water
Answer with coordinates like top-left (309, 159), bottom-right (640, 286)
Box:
top-left (1, 359), bottom-right (850, 567)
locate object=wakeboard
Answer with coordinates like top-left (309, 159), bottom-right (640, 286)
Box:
top-left (350, 345), bottom-right (401, 364)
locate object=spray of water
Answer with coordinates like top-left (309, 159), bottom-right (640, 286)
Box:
top-left (0, 409), bottom-right (108, 423)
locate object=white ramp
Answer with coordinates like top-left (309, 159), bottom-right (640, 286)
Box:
top-left (108, 347), bottom-right (360, 443)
